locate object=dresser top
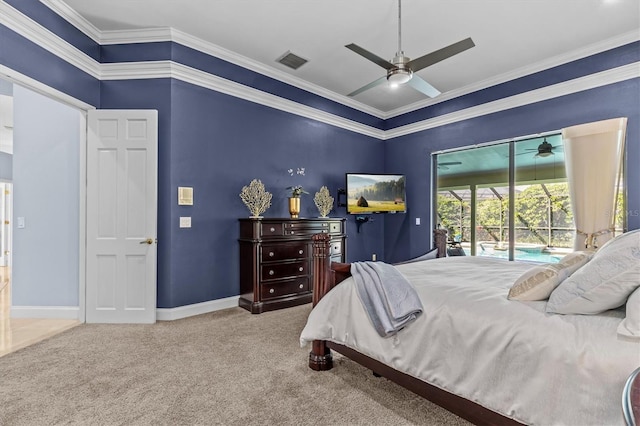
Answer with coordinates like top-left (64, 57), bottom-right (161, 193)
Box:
top-left (239, 217), bottom-right (345, 222)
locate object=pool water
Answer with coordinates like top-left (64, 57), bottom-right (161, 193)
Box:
top-left (463, 248), bottom-right (563, 263)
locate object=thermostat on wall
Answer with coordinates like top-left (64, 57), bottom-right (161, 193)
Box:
top-left (178, 186), bottom-right (193, 205)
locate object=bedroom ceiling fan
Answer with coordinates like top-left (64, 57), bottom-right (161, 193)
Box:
top-left (345, 0), bottom-right (475, 98)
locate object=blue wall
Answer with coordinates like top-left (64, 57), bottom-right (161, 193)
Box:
top-left (100, 77), bottom-right (384, 308)
top-left (1, 0), bottom-right (638, 308)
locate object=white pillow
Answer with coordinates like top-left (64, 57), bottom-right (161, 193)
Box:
top-left (618, 286), bottom-right (640, 339)
top-left (594, 228), bottom-right (640, 258)
top-left (546, 231), bottom-right (640, 314)
top-left (508, 251), bottom-right (592, 301)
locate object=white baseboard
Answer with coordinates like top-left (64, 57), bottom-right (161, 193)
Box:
top-left (156, 296), bottom-right (240, 321)
top-left (10, 297), bottom-right (240, 322)
top-left (11, 306), bottom-right (80, 320)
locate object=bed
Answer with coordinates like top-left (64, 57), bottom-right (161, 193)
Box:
top-left (300, 231), bottom-right (640, 425)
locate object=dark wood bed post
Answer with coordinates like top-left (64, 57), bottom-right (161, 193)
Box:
top-left (434, 228), bottom-right (447, 258)
top-left (309, 233), bottom-right (334, 370)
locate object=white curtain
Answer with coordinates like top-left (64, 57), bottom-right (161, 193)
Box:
top-left (562, 117), bottom-right (627, 251)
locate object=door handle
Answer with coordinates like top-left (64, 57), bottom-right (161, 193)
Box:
top-left (140, 238), bottom-right (154, 245)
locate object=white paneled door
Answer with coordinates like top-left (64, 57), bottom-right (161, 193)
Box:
top-left (86, 110), bottom-right (158, 323)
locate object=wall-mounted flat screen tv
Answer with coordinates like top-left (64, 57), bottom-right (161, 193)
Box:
top-left (346, 173), bottom-right (406, 214)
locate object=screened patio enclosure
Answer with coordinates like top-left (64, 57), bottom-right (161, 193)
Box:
top-left (434, 133), bottom-right (624, 262)
top-left (437, 184), bottom-right (574, 260)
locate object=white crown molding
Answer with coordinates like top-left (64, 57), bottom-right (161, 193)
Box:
top-left (100, 27), bottom-right (175, 44)
top-left (5, 3), bottom-right (638, 141)
top-left (385, 62), bottom-right (640, 140)
top-left (35, 1), bottom-right (640, 122)
top-left (386, 30), bottom-right (640, 118)
top-left (0, 64), bottom-right (96, 110)
top-left (157, 27), bottom-right (387, 120)
top-left (101, 61), bottom-right (385, 139)
top-left (40, 0), bottom-right (102, 43)
top-left (0, 1), bottom-right (101, 79)
top-left (38, 2), bottom-right (388, 119)
top-left (34, 1), bottom-right (640, 122)
top-left (156, 296), bottom-right (240, 321)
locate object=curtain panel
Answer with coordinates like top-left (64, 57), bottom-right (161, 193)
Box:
top-left (562, 117), bottom-right (627, 251)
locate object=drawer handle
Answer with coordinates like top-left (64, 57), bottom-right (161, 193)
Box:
top-left (270, 227), bottom-right (275, 232)
top-left (298, 267), bottom-right (303, 272)
top-left (334, 246), bottom-right (339, 250)
top-left (290, 224), bottom-right (295, 228)
top-left (269, 252), bottom-right (274, 257)
top-left (322, 223), bottom-right (328, 227)
top-left (269, 288), bottom-right (275, 294)
top-left (299, 284), bottom-right (304, 289)
top-left (322, 230), bottom-right (327, 233)
top-left (269, 270), bottom-right (275, 276)
top-left (298, 249), bottom-right (304, 255)
top-left (290, 231), bottom-right (295, 235)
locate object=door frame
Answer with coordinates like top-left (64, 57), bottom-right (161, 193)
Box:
top-left (1, 65), bottom-right (94, 322)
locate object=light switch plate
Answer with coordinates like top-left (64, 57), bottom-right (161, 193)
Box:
top-left (178, 187), bottom-right (193, 205)
top-left (179, 217), bottom-right (191, 228)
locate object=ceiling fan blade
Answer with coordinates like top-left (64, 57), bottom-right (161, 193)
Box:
top-left (406, 75), bottom-right (441, 98)
top-left (347, 75), bottom-right (388, 97)
top-left (407, 38), bottom-right (475, 72)
top-left (345, 43), bottom-right (395, 71)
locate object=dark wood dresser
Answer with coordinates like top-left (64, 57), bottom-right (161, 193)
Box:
top-left (239, 218), bottom-right (346, 314)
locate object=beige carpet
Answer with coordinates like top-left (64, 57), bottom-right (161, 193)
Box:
top-left (0, 304), bottom-right (470, 425)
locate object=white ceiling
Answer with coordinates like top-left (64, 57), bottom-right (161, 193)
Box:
top-left (61, 0), bottom-right (639, 115)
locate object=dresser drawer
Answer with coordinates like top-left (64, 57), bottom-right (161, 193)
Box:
top-left (260, 222), bottom-right (283, 237)
top-left (261, 261), bottom-right (308, 280)
top-left (329, 221), bottom-right (343, 234)
top-left (261, 243), bottom-right (307, 262)
top-left (330, 240), bottom-right (342, 255)
top-left (282, 221), bottom-right (332, 236)
top-left (261, 278), bottom-right (309, 300)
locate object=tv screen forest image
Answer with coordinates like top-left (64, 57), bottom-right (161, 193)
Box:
top-left (347, 174), bottom-right (406, 214)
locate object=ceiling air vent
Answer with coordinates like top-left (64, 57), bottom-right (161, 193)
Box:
top-left (276, 51), bottom-right (308, 70)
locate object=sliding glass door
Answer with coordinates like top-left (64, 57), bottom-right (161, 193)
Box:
top-left (435, 132), bottom-right (624, 262)
top-left (436, 143), bottom-right (509, 257)
top-left (436, 134), bottom-right (573, 262)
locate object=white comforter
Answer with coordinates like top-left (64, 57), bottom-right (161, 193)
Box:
top-left (300, 256), bottom-right (640, 426)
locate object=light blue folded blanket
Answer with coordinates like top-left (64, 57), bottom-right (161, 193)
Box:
top-left (351, 261), bottom-right (424, 337)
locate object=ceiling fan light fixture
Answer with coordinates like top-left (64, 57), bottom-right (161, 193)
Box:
top-left (387, 68), bottom-right (413, 86)
top-left (535, 139), bottom-right (554, 157)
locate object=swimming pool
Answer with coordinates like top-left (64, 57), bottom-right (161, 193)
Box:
top-left (463, 247), bottom-right (564, 263)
